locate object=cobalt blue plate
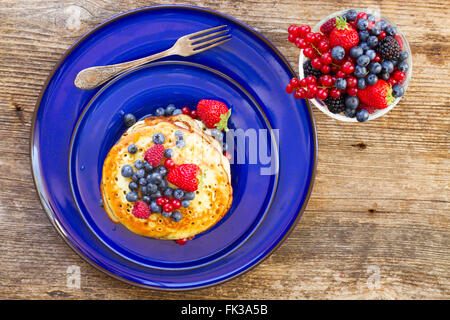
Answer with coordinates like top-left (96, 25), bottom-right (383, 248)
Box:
top-left (69, 61), bottom-right (278, 270)
top-left (31, 5), bottom-right (317, 290)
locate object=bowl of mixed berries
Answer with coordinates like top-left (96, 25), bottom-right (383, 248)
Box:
top-left (286, 8), bottom-right (412, 122)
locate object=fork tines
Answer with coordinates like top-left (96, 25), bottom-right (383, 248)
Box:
top-left (189, 25), bottom-right (231, 52)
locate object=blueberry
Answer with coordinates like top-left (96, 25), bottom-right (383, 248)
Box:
top-left (129, 181), bottom-right (139, 191)
top-left (140, 185), bottom-right (149, 195)
top-left (152, 133), bottom-right (165, 145)
top-left (149, 172), bottom-right (162, 184)
top-left (357, 18), bottom-right (368, 31)
top-left (398, 51), bottom-right (408, 62)
top-left (365, 49), bottom-right (376, 61)
top-left (381, 60), bottom-right (394, 73)
top-left (136, 169), bottom-right (146, 179)
top-left (222, 142), bottom-right (228, 152)
top-left (181, 200), bottom-right (190, 208)
top-left (164, 148), bottom-right (173, 158)
top-left (210, 128), bottom-right (224, 142)
top-left (366, 73), bottom-right (378, 86)
top-left (165, 104), bottom-right (176, 115)
top-left (171, 211), bottom-right (182, 222)
top-left (398, 61), bottom-right (409, 72)
top-left (162, 211), bottom-right (172, 218)
top-left (147, 183), bottom-right (158, 194)
top-left (150, 201), bottom-right (162, 213)
top-left (356, 109), bottom-right (369, 122)
top-left (123, 114), bottom-right (136, 127)
top-left (370, 25), bottom-right (381, 36)
top-left (345, 9), bottom-right (357, 20)
top-left (174, 130), bottom-right (184, 140)
top-left (331, 46), bottom-right (345, 61)
top-left (367, 36), bottom-right (378, 48)
top-left (358, 30), bottom-right (370, 42)
top-left (391, 59), bottom-right (398, 67)
top-left (357, 77), bottom-right (367, 89)
top-left (128, 144), bottom-right (137, 154)
top-left (345, 96), bottom-right (359, 109)
top-left (359, 42), bottom-right (370, 51)
top-left (164, 187), bottom-right (174, 198)
top-left (173, 189), bottom-right (185, 200)
top-left (134, 159), bottom-right (144, 169)
top-left (392, 84), bottom-right (404, 97)
top-left (156, 165), bottom-right (168, 176)
top-left (354, 65), bottom-right (367, 78)
top-left (142, 196), bottom-right (151, 204)
top-left (126, 191), bottom-right (139, 202)
top-left (150, 191), bottom-right (162, 200)
top-left (379, 71), bottom-right (390, 81)
top-left (121, 165), bottom-right (133, 178)
top-left (184, 192), bottom-right (196, 200)
top-left (155, 107), bottom-right (165, 117)
top-left (176, 139), bottom-right (186, 149)
top-left (344, 107), bottom-right (357, 118)
top-left (368, 62), bottom-right (382, 74)
top-left (350, 46), bottom-right (364, 58)
top-left (99, 198), bottom-right (103, 207)
top-left (356, 55), bottom-right (370, 67)
top-left (144, 162), bottom-right (153, 173)
top-left (158, 179), bottom-right (168, 191)
top-left (172, 109), bottom-right (182, 115)
top-left (367, 14), bottom-right (376, 23)
top-left (376, 20), bottom-right (388, 30)
top-left (335, 78), bottom-right (347, 90)
top-left (139, 177), bottom-right (147, 186)
top-left (385, 25), bottom-right (396, 36)
top-left (131, 173), bottom-right (139, 182)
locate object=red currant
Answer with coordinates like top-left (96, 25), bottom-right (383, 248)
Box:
top-left (319, 75), bottom-right (333, 87)
top-left (190, 110), bottom-right (197, 119)
top-left (181, 106), bottom-right (190, 115)
top-left (176, 238), bottom-right (189, 245)
top-left (378, 31), bottom-right (386, 40)
top-left (224, 151), bottom-right (232, 161)
top-left (336, 70), bottom-right (345, 78)
top-left (299, 78), bottom-right (308, 87)
top-left (299, 25), bottom-right (311, 37)
top-left (289, 78), bottom-right (300, 88)
top-left (306, 75), bottom-right (317, 85)
top-left (313, 33), bottom-right (323, 44)
top-left (388, 78), bottom-right (397, 86)
top-left (163, 203), bottom-right (173, 213)
top-left (171, 199), bottom-right (181, 210)
top-left (156, 197), bottom-right (168, 206)
top-left (347, 87), bottom-right (358, 96)
top-left (306, 90), bottom-right (316, 99)
top-left (341, 61), bottom-right (355, 74)
top-left (286, 83), bottom-right (293, 93)
top-left (330, 88), bottom-right (341, 98)
top-left (303, 47), bottom-right (315, 58)
top-left (393, 70), bottom-right (405, 81)
top-left (291, 25), bottom-right (300, 37)
top-left (318, 41), bottom-right (330, 53)
top-left (316, 88), bottom-right (329, 100)
top-left (307, 84), bottom-right (318, 95)
top-left (357, 12), bottom-right (368, 20)
top-left (288, 34), bottom-right (295, 43)
top-left (311, 58), bottom-right (322, 69)
top-left (346, 76), bottom-right (357, 88)
top-left (305, 32), bottom-right (315, 43)
top-left (294, 88), bottom-right (306, 99)
top-left (288, 25), bottom-right (296, 34)
top-left (296, 38), bottom-right (308, 49)
top-left (164, 158), bottom-right (175, 170)
top-left (321, 65), bottom-right (331, 74)
top-left (373, 53), bottom-right (381, 62)
top-left (320, 52), bottom-right (332, 65)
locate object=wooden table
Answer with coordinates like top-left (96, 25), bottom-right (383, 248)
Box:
top-left (0, 0), bottom-right (448, 300)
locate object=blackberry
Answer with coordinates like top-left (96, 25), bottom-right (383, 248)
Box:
top-left (303, 60), bottom-right (322, 78)
top-left (324, 95), bottom-right (345, 114)
top-left (377, 36), bottom-right (400, 61)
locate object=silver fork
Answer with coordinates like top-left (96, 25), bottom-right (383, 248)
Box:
top-left (74, 25), bottom-right (231, 90)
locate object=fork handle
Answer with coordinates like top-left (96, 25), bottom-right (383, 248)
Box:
top-left (74, 48), bottom-right (175, 90)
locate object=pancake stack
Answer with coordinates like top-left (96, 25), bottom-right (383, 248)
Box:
top-left (101, 114), bottom-right (232, 240)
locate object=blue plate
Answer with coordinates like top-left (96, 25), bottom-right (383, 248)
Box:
top-left (31, 5), bottom-right (317, 289)
top-left (69, 61), bottom-right (278, 270)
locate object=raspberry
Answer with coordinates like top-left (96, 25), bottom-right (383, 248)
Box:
top-left (131, 201), bottom-right (151, 219)
top-left (324, 95), bottom-right (345, 113)
top-left (320, 17), bottom-right (336, 34)
top-left (377, 36), bottom-right (400, 61)
top-left (144, 144), bottom-right (165, 166)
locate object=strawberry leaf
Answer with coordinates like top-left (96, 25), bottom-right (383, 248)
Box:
top-left (335, 16), bottom-right (349, 30)
top-left (215, 108), bottom-right (231, 132)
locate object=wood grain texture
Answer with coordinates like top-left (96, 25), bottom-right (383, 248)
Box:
top-left (0, 0), bottom-right (449, 300)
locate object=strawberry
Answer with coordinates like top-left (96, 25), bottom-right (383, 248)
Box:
top-left (358, 103), bottom-right (376, 114)
top-left (320, 17), bottom-right (336, 34)
top-left (357, 79), bottom-right (395, 110)
top-left (131, 201), bottom-right (151, 219)
top-left (167, 164), bottom-right (201, 192)
top-left (144, 144), bottom-right (165, 166)
top-left (196, 99), bottom-right (231, 130)
top-left (329, 16), bottom-right (359, 51)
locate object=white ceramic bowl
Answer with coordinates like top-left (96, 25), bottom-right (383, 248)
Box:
top-left (298, 8), bottom-right (413, 122)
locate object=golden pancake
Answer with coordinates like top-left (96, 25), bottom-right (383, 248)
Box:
top-left (101, 115), bottom-right (232, 240)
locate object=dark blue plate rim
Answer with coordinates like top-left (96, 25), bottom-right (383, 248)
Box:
top-left (30, 4), bottom-right (318, 290)
top-left (68, 60), bottom-right (280, 270)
